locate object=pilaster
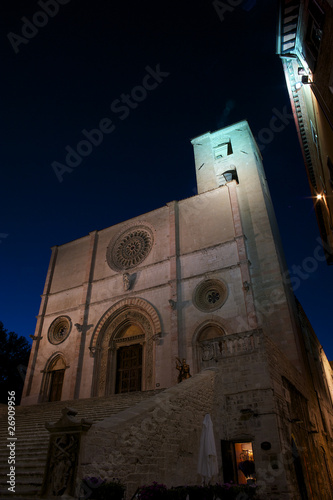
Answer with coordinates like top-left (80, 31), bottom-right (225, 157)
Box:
top-left (71, 231), bottom-right (98, 400)
top-left (227, 180), bottom-right (258, 331)
top-left (167, 201), bottom-right (181, 376)
top-left (22, 246), bottom-right (58, 401)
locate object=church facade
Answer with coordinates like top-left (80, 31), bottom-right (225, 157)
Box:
top-left (21, 121), bottom-right (333, 498)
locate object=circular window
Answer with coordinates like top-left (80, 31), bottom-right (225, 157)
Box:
top-left (48, 316), bottom-right (72, 345)
top-left (107, 225), bottom-right (154, 271)
top-left (193, 279), bottom-right (228, 312)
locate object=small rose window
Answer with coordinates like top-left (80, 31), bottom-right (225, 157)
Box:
top-left (48, 316), bottom-right (72, 345)
top-left (193, 279), bottom-right (228, 312)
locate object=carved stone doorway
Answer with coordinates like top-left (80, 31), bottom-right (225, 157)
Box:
top-left (91, 299), bottom-right (162, 397)
top-left (116, 344), bottom-right (142, 393)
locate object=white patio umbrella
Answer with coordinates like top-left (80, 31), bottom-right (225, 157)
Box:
top-left (197, 413), bottom-right (219, 484)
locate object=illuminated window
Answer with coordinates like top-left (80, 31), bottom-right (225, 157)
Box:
top-left (221, 441), bottom-right (256, 485)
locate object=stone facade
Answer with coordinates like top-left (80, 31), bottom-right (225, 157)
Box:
top-left (21, 121), bottom-right (333, 498)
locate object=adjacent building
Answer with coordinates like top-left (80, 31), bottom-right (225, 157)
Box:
top-left (277, 0), bottom-right (333, 263)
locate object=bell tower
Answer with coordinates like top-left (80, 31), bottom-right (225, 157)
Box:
top-left (192, 121), bottom-right (304, 370)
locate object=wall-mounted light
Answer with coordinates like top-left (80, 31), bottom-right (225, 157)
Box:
top-left (302, 75), bottom-right (311, 84)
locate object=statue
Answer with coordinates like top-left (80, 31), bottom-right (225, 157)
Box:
top-left (123, 273), bottom-right (131, 291)
top-left (176, 357), bottom-right (191, 383)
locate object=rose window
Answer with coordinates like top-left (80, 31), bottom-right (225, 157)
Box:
top-left (107, 225), bottom-right (154, 272)
top-left (193, 279), bottom-right (228, 312)
top-left (48, 316), bottom-right (72, 345)
top-left (207, 291), bottom-right (220, 304)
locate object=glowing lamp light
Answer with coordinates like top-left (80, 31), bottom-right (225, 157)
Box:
top-left (316, 194), bottom-right (323, 200)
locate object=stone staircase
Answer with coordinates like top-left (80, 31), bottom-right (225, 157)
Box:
top-left (0, 390), bottom-right (163, 499)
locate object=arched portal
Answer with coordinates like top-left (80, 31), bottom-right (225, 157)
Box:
top-left (40, 354), bottom-right (67, 402)
top-left (91, 298), bottom-right (162, 397)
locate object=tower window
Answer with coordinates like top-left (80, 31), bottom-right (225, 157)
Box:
top-left (304, 0), bottom-right (325, 71)
top-left (214, 141), bottom-right (233, 159)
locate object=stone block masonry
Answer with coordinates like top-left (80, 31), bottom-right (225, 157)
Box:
top-left (79, 369), bottom-right (217, 497)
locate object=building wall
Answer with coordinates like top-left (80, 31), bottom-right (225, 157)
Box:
top-left (278, 0), bottom-right (333, 263)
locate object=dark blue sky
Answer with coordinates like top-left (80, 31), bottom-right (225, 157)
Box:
top-left (1, 0), bottom-right (332, 359)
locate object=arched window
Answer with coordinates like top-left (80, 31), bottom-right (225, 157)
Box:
top-left (40, 354), bottom-right (67, 402)
top-left (194, 322), bottom-right (226, 372)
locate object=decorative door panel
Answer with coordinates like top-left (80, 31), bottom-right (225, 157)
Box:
top-left (116, 344), bottom-right (142, 393)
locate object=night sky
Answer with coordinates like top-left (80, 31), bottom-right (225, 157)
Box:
top-left (1, 0), bottom-right (332, 359)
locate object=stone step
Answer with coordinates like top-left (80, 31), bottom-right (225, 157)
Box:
top-left (0, 492), bottom-right (40, 499)
top-left (0, 459), bottom-right (46, 469)
top-left (0, 389), bottom-right (164, 498)
top-left (0, 468), bottom-right (45, 476)
top-left (0, 437), bottom-right (47, 443)
top-left (0, 447), bottom-right (47, 457)
top-left (0, 446), bottom-right (47, 453)
top-left (0, 484), bottom-right (41, 499)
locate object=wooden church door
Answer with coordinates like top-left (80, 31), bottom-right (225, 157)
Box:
top-left (49, 369), bottom-right (65, 402)
top-left (116, 344), bottom-right (142, 393)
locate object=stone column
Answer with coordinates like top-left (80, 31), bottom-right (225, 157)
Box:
top-left (72, 231), bottom-right (98, 400)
